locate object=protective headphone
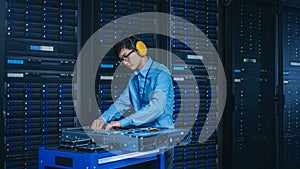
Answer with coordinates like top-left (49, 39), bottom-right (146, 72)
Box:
top-left (127, 36), bottom-right (147, 57)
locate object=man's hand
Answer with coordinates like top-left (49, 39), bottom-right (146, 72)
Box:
top-left (106, 121), bottom-right (121, 130)
top-left (91, 118), bottom-right (106, 130)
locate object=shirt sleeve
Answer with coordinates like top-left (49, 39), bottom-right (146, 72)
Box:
top-left (119, 71), bottom-right (172, 127)
top-left (100, 85), bottom-right (132, 123)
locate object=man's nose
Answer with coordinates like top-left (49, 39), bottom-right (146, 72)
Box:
top-left (123, 60), bottom-right (129, 66)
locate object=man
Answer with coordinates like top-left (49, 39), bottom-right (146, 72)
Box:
top-left (91, 36), bottom-right (174, 130)
top-left (91, 36), bottom-right (174, 168)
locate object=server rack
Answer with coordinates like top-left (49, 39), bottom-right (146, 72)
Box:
top-left (170, 0), bottom-right (221, 169)
top-left (230, 1), bottom-right (276, 169)
top-left (0, 0), bottom-right (79, 168)
top-left (282, 4), bottom-right (300, 169)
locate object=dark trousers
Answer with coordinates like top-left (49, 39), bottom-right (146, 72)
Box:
top-left (121, 148), bottom-right (174, 169)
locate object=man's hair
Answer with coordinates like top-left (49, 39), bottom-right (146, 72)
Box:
top-left (113, 36), bottom-right (140, 56)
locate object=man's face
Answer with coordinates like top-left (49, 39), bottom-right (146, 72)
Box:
top-left (118, 48), bottom-right (142, 71)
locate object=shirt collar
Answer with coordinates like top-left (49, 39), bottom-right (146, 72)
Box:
top-left (134, 57), bottom-right (153, 77)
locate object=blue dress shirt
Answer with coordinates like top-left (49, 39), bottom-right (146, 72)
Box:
top-left (100, 57), bottom-right (174, 128)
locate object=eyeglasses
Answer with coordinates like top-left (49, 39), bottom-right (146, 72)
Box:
top-left (118, 49), bottom-right (135, 63)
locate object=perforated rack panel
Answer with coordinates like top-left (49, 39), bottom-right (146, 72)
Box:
top-left (231, 1), bottom-right (276, 169)
top-left (1, 0), bottom-right (78, 168)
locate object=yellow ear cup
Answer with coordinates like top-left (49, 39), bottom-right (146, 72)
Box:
top-left (136, 41), bottom-right (147, 56)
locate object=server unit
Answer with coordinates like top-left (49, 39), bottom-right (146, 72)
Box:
top-left (0, 0), bottom-right (78, 168)
top-left (230, 1), bottom-right (276, 169)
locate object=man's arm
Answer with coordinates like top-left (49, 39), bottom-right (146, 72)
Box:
top-left (91, 85), bottom-right (132, 130)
